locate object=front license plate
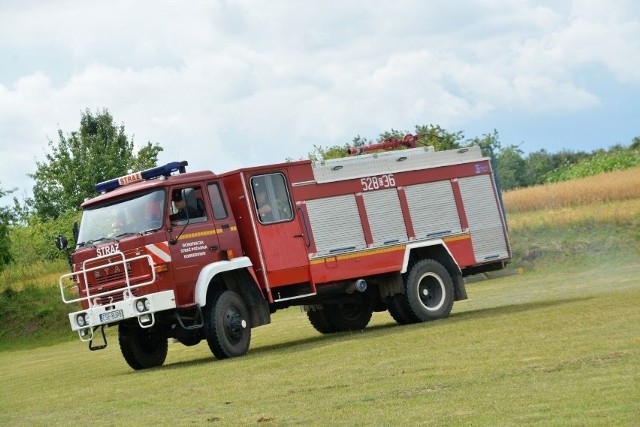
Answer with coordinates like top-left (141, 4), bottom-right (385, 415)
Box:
top-left (100, 309), bottom-right (124, 323)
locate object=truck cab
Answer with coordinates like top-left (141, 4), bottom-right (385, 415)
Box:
top-left (58, 162), bottom-right (269, 369)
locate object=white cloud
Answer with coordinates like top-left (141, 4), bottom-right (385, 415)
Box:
top-left (1, 0), bottom-right (639, 206)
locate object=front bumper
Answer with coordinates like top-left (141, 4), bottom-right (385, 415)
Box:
top-left (69, 290), bottom-right (176, 342)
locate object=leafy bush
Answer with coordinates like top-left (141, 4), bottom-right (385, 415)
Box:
top-left (9, 210), bottom-right (80, 265)
top-left (546, 149), bottom-right (640, 183)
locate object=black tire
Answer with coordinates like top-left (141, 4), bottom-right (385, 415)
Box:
top-left (325, 295), bottom-right (373, 332)
top-left (174, 329), bottom-right (202, 347)
top-left (307, 307), bottom-right (339, 334)
top-left (204, 290), bottom-right (251, 360)
top-left (386, 294), bottom-right (420, 325)
top-left (403, 259), bottom-right (454, 321)
top-left (118, 324), bottom-right (168, 370)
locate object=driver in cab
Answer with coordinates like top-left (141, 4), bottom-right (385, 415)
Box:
top-left (170, 190), bottom-right (202, 222)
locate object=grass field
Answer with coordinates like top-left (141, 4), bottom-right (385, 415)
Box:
top-left (1, 171), bottom-right (639, 425)
top-left (1, 260), bottom-right (638, 425)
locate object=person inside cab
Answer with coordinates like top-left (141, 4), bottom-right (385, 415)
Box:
top-left (170, 189), bottom-right (204, 222)
top-left (256, 188), bottom-right (273, 221)
top-left (254, 180), bottom-right (292, 223)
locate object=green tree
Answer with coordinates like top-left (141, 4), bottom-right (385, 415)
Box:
top-left (9, 210), bottom-right (80, 265)
top-left (412, 124), bottom-right (464, 151)
top-left (548, 149), bottom-right (589, 170)
top-left (29, 108), bottom-right (163, 220)
top-left (377, 124), bottom-right (464, 151)
top-left (495, 146), bottom-right (526, 190)
top-left (466, 130), bottom-right (528, 191)
top-left (308, 124), bottom-right (465, 162)
top-left (523, 149), bottom-right (555, 187)
top-left (307, 143), bottom-right (352, 162)
top-left (0, 185), bottom-right (17, 269)
top-left (466, 129), bottom-right (502, 157)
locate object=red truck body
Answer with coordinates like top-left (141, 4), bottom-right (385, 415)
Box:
top-left (58, 144), bottom-right (510, 369)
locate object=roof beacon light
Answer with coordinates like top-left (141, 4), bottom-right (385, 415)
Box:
top-left (95, 161), bottom-right (188, 193)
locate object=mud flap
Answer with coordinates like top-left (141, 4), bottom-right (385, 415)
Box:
top-left (453, 271), bottom-right (468, 301)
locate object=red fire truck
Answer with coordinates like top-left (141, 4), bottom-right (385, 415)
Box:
top-left (57, 139), bottom-right (510, 370)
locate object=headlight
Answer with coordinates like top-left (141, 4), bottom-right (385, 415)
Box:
top-left (76, 313), bottom-right (87, 327)
top-left (144, 299), bottom-right (151, 311)
top-left (135, 298), bottom-right (148, 313)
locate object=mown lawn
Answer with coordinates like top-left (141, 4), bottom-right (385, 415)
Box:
top-left (1, 260), bottom-right (638, 426)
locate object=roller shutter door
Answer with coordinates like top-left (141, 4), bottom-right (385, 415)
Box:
top-left (458, 175), bottom-right (509, 262)
top-left (306, 194), bottom-right (366, 256)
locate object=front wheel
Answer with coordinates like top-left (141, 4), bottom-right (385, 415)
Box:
top-left (118, 323), bottom-right (168, 370)
top-left (403, 259), bottom-right (454, 322)
top-left (204, 290), bottom-right (251, 360)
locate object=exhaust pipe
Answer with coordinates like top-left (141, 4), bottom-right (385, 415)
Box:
top-left (346, 279), bottom-right (367, 294)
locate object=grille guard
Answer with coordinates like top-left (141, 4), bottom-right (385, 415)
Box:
top-left (59, 250), bottom-right (156, 306)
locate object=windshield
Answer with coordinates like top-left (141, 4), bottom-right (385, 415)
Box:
top-left (77, 190), bottom-right (166, 246)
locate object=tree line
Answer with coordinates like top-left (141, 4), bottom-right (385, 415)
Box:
top-left (0, 111), bottom-right (638, 271)
top-left (308, 124), bottom-right (640, 191)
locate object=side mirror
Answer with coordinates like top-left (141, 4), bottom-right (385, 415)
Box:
top-left (55, 235), bottom-right (69, 251)
top-left (72, 222), bottom-right (79, 243)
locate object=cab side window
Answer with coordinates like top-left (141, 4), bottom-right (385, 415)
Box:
top-left (207, 183), bottom-right (228, 220)
top-left (170, 187), bottom-right (207, 223)
top-left (251, 173), bottom-right (293, 224)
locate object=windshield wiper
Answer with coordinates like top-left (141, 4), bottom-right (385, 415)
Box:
top-left (115, 232), bottom-right (139, 239)
top-left (83, 236), bottom-right (118, 247)
top-left (139, 228), bottom-right (159, 235)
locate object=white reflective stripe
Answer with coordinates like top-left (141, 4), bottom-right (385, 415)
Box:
top-left (146, 242), bottom-right (172, 263)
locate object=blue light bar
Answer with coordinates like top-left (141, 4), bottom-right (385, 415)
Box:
top-left (95, 161), bottom-right (188, 193)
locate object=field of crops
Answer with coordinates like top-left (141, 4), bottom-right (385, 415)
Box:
top-left (503, 167), bottom-right (640, 213)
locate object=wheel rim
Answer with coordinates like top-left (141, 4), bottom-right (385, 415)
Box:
top-left (223, 305), bottom-right (247, 344)
top-left (416, 272), bottom-right (445, 311)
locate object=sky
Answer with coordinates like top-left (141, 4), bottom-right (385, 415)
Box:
top-left (1, 0), bottom-right (639, 208)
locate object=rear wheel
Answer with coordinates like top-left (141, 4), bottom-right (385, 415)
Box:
top-left (326, 296), bottom-right (373, 331)
top-left (307, 307), bottom-right (339, 334)
top-left (404, 259), bottom-right (454, 321)
top-left (308, 295), bottom-right (373, 333)
top-left (386, 294), bottom-right (420, 325)
top-left (118, 324), bottom-right (168, 370)
top-left (204, 290), bottom-right (251, 360)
